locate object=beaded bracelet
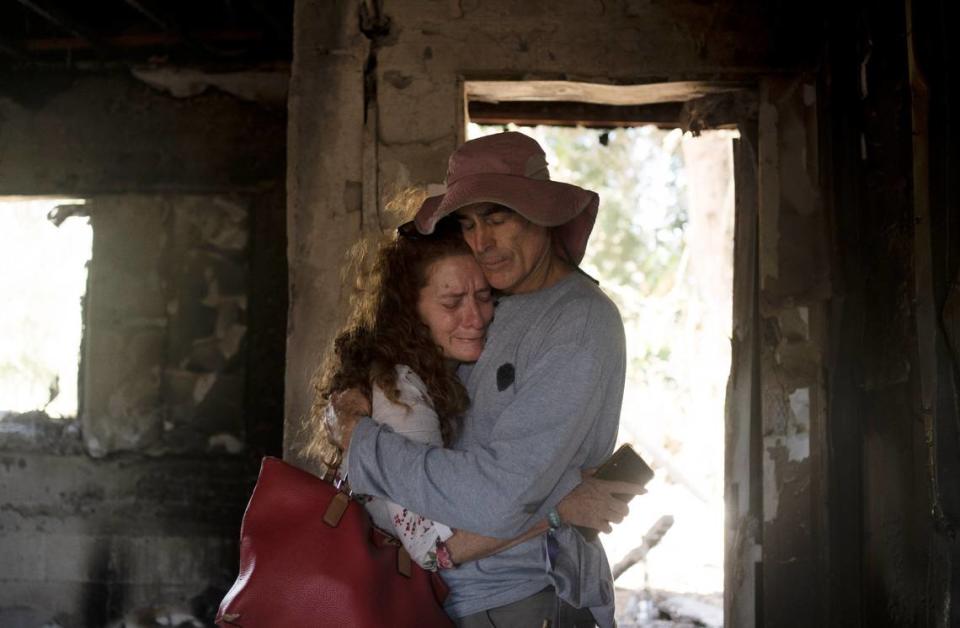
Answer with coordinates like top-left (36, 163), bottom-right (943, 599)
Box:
top-left (547, 508), bottom-right (562, 532)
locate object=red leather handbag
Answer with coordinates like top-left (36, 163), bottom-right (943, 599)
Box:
top-left (216, 457), bottom-right (453, 628)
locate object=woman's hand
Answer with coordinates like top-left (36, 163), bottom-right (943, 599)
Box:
top-left (325, 388), bottom-right (372, 451)
top-left (555, 470), bottom-right (647, 534)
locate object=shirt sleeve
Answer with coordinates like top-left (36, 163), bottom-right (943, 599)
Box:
top-left (365, 366), bottom-right (455, 570)
top-left (348, 331), bottom-right (622, 539)
top-left (382, 502), bottom-right (454, 571)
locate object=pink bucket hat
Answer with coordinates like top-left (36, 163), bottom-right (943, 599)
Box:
top-left (414, 132), bottom-right (599, 265)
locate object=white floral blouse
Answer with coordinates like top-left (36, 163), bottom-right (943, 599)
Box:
top-left (342, 364), bottom-right (455, 571)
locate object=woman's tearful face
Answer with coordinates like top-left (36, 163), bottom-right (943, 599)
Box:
top-left (417, 254), bottom-right (494, 363)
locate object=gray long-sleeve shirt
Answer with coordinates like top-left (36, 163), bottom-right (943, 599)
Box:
top-left (347, 271), bottom-right (626, 623)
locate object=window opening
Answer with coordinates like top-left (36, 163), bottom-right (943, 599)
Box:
top-left (0, 198), bottom-right (91, 419)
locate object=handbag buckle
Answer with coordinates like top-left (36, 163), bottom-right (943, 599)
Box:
top-left (333, 474), bottom-right (353, 498)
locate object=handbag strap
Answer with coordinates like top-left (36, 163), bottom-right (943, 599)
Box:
top-left (321, 468), bottom-right (355, 528)
top-left (371, 528), bottom-right (414, 578)
top-left (321, 471), bottom-right (414, 579)
top-left (322, 491), bottom-right (350, 527)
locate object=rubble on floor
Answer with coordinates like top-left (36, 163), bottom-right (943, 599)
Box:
top-left (616, 588), bottom-right (723, 628)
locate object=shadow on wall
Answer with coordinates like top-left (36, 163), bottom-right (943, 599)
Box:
top-left (81, 537), bottom-right (122, 628)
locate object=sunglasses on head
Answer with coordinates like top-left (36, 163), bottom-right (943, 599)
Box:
top-left (396, 216), bottom-right (462, 240)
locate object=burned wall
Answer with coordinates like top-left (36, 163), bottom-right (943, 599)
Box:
top-left (819, 1), bottom-right (960, 625)
top-left (285, 0), bottom-right (818, 453)
top-left (83, 195), bottom-right (250, 457)
top-left (0, 72), bottom-right (285, 195)
top-left (0, 72), bottom-right (287, 627)
top-left (756, 76), bottom-right (830, 626)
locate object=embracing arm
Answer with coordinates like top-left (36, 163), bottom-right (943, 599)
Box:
top-left (445, 524), bottom-right (548, 565)
top-left (347, 367), bottom-right (556, 570)
top-left (345, 349), bottom-right (604, 537)
top-left (444, 471), bottom-right (642, 564)
top-left (347, 305), bottom-right (626, 539)
top-left (335, 373), bottom-right (640, 566)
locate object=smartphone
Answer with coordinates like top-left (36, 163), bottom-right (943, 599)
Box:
top-left (578, 443), bottom-right (654, 540)
top-left (592, 443), bottom-right (655, 500)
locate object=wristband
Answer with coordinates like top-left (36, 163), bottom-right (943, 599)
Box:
top-left (547, 508), bottom-right (562, 532)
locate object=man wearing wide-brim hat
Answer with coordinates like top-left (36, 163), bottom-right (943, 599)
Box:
top-left (337, 131), bottom-right (629, 627)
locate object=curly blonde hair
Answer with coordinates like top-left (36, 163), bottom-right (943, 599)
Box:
top-left (301, 201), bottom-right (475, 472)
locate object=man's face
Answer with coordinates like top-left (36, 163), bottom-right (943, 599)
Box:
top-left (454, 203), bottom-right (552, 295)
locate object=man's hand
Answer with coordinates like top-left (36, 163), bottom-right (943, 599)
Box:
top-left (555, 470), bottom-right (647, 534)
top-left (325, 388), bottom-right (372, 452)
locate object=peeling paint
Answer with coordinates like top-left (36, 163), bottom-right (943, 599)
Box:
top-left (787, 388), bottom-right (811, 461)
top-left (796, 305), bottom-right (809, 330)
top-left (131, 68), bottom-right (289, 109)
top-left (193, 373), bottom-right (217, 404)
top-left (220, 324), bottom-right (247, 360)
top-left (763, 443), bottom-right (780, 522)
top-left (784, 433), bottom-right (809, 463)
top-left (208, 433), bottom-right (245, 454)
top-left (789, 387), bottom-right (810, 425)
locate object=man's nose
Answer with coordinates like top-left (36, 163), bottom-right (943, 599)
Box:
top-left (469, 223), bottom-right (494, 253)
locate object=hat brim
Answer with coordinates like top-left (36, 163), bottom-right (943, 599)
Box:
top-left (414, 173), bottom-right (599, 265)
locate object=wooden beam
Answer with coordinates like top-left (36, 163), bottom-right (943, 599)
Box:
top-left (468, 100), bottom-right (684, 128)
top-left (466, 80), bottom-right (746, 106)
top-left (13, 0), bottom-right (108, 53)
top-left (119, 0), bottom-right (222, 58)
